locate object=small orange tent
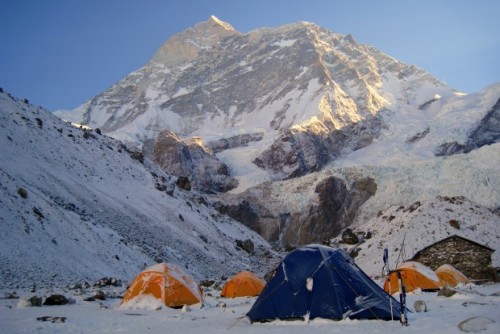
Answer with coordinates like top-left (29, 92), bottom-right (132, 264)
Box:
top-left (384, 261), bottom-right (441, 294)
top-left (435, 264), bottom-right (469, 287)
top-left (221, 271), bottom-right (266, 298)
top-left (120, 263), bottom-right (203, 308)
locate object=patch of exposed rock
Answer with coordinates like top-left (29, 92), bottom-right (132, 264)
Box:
top-left (215, 176), bottom-right (377, 249)
top-left (254, 116), bottom-right (384, 179)
top-left (435, 97), bottom-right (500, 156)
top-left (281, 176), bottom-right (377, 249)
top-left (207, 132), bottom-right (264, 153)
top-left (150, 130), bottom-right (237, 193)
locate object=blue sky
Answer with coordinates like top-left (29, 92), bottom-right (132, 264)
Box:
top-left (1, 0), bottom-right (499, 111)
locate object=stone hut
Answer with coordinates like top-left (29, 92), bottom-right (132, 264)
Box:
top-left (411, 235), bottom-right (495, 281)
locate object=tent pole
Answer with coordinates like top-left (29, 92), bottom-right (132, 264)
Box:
top-left (383, 248), bottom-right (394, 321)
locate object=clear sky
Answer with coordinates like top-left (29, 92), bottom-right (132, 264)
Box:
top-left (1, 0), bottom-right (499, 111)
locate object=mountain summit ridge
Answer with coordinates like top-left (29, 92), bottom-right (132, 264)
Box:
top-left (55, 17), bottom-right (463, 189)
top-left (150, 15), bottom-right (239, 66)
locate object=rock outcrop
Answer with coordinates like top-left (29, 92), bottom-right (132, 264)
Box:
top-left (151, 130), bottom-right (237, 193)
top-left (215, 176), bottom-right (376, 249)
top-left (435, 97), bottom-right (500, 156)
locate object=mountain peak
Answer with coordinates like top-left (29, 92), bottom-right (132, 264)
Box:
top-left (150, 16), bottom-right (239, 66)
top-left (207, 15), bottom-right (235, 31)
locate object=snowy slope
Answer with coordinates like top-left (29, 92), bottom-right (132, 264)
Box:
top-left (335, 83), bottom-right (500, 167)
top-left (332, 196), bottom-right (500, 277)
top-left (0, 90), bottom-right (278, 289)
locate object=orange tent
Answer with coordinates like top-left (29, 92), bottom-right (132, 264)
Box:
top-left (384, 261), bottom-right (441, 294)
top-left (435, 264), bottom-right (469, 287)
top-left (221, 271), bottom-right (266, 298)
top-left (120, 263), bottom-right (203, 308)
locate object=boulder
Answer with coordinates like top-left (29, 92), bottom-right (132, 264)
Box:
top-left (341, 228), bottom-right (359, 245)
top-left (438, 286), bottom-right (457, 297)
top-left (28, 296), bottom-right (43, 307)
top-left (176, 176), bottom-right (191, 191)
top-left (236, 239), bottom-right (255, 254)
top-left (414, 300), bottom-right (427, 312)
top-left (43, 294), bottom-right (69, 306)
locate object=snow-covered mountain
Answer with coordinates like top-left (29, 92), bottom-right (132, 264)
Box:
top-left (1, 88), bottom-right (498, 289)
top-left (55, 16), bottom-right (458, 183)
top-left (53, 16), bottom-right (499, 253)
top-left (55, 16), bottom-right (499, 190)
top-left (4, 16), bottom-right (499, 288)
top-left (0, 90), bottom-right (279, 289)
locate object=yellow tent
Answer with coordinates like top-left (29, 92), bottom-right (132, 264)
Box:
top-left (384, 261), bottom-right (441, 294)
top-left (120, 263), bottom-right (203, 308)
top-left (435, 264), bottom-right (470, 287)
top-left (221, 271), bottom-right (265, 298)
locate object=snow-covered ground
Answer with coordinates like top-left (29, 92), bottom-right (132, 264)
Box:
top-left (337, 195), bottom-right (500, 277)
top-left (0, 90), bottom-right (278, 289)
top-left (1, 283), bottom-right (499, 333)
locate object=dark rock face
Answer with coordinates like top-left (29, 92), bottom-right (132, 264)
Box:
top-left (254, 116), bottom-right (384, 179)
top-left (468, 97), bottom-right (500, 147)
top-left (254, 130), bottom-right (330, 179)
top-left (207, 132), bottom-right (264, 153)
top-left (152, 130), bottom-right (192, 176)
top-left (152, 130), bottom-right (237, 193)
top-left (434, 141), bottom-right (470, 156)
top-left (280, 176), bottom-right (376, 249)
top-left (223, 201), bottom-right (261, 235)
top-left (435, 98), bottom-right (500, 156)
top-left (418, 97), bottom-right (440, 110)
top-left (220, 176), bottom-right (377, 249)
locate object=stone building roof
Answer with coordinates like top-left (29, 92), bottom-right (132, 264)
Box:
top-left (413, 235), bottom-right (494, 258)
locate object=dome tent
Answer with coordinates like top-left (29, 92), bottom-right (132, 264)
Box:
top-left (435, 264), bottom-right (470, 287)
top-left (246, 244), bottom-right (402, 322)
top-left (221, 271), bottom-right (265, 298)
top-left (384, 261), bottom-right (441, 294)
top-left (120, 263), bottom-right (203, 309)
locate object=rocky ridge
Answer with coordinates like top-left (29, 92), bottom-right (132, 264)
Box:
top-left (55, 16), bottom-right (454, 183)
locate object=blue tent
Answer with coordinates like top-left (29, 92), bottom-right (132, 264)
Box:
top-left (247, 244), bottom-right (402, 322)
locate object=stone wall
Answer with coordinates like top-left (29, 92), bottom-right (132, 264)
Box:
top-left (412, 236), bottom-right (494, 280)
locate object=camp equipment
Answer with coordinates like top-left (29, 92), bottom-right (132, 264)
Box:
top-left (384, 261), bottom-right (441, 294)
top-left (247, 244), bottom-right (402, 322)
top-left (221, 271), bottom-right (265, 298)
top-left (120, 263), bottom-right (203, 308)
